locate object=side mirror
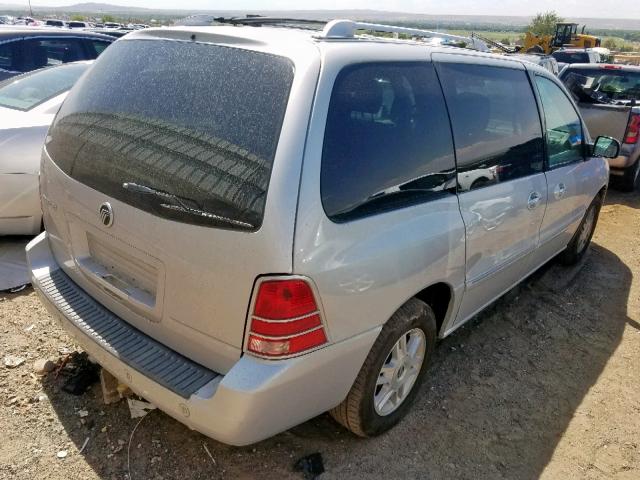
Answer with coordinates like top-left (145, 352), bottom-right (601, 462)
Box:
top-left (592, 136), bottom-right (620, 159)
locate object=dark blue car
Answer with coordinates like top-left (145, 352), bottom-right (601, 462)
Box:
top-left (0, 27), bottom-right (114, 81)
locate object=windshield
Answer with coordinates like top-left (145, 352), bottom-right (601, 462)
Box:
top-left (0, 62), bottom-right (90, 111)
top-left (46, 39), bottom-right (294, 231)
top-left (553, 51), bottom-right (589, 64)
top-left (561, 68), bottom-right (640, 104)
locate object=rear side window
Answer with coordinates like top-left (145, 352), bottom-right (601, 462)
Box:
top-left (86, 40), bottom-right (110, 56)
top-left (535, 76), bottom-right (584, 168)
top-left (437, 63), bottom-right (544, 191)
top-left (321, 63), bottom-right (456, 222)
top-left (46, 40), bottom-right (294, 231)
top-left (24, 39), bottom-right (85, 70)
top-left (0, 41), bottom-right (19, 71)
top-left (552, 51), bottom-right (589, 64)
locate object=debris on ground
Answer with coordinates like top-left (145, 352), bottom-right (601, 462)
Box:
top-left (3, 355), bottom-right (26, 368)
top-left (203, 443), bottom-right (216, 465)
top-left (58, 346), bottom-right (72, 356)
top-left (294, 452), bottom-right (325, 479)
top-left (99, 368), bottom-right (122, 404)
top-left (117, 383), bottom-right (133, 398)
top-left (58, 352), bottom-right (100, 395)
top-left (77, 410), bottom-right (89, 418)
top-left (79, 437), bottom-right (90, 454)
top-left (56, 450), bottom-right (68, 459)
top-left (127, 398), bottom-right (156, 419)
top-left (33, 358), bottom-right (56, 375)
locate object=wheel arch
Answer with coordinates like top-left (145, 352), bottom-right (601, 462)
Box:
top-left (413, 282), bottom-right (454, 337)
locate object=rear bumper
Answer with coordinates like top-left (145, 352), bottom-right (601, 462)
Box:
top-left (608, 145), bottom-right (640, 175)
top-left (27, 232), bottom-right (379, 445)
top-left (608, 155), bottom-right (634, 175)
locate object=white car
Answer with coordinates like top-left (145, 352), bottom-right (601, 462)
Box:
top-left (0, 61), bottom-right (92, 235)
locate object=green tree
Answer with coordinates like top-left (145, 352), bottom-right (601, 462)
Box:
top-left (500, 37), bottom-right (512, 45)
top-left (602, 38), bottom-right (619, 50)
top-left (528, 11), bottom-right (564, 36)
top-left (102, 14), bottom-right (116, 23)
top-left (70, 14), bottom-right (85, 21)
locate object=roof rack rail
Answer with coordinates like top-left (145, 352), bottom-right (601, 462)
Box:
top-left (318, 19), bottom-right (490, 52)
top-left (213, 16), bottom-right (326, 28)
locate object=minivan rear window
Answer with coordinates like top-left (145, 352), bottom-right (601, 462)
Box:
top-left (46, 39), bottom-right (294, 231)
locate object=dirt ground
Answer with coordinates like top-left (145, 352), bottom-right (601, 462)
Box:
top-left (1, 190), bottom-right (638, 480)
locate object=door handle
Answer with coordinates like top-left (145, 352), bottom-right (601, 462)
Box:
top-left (527, 191), bottom-right (542, 210)
top-left (554, 183), bottom-right (566, 200)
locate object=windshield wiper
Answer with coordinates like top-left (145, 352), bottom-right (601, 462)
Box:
top-left (122, 182), bottom-right (254, 229)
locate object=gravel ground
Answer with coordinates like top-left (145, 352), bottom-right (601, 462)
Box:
top-left (0, 190), bottom-right (638, 480)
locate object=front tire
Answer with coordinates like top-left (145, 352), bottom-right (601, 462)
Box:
top-left (330, 298), bottom-right (436, 437)
top-left (558, 195), bottom-right (602, 265)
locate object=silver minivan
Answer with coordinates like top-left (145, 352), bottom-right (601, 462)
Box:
top-left (28, 20), bottom-right (620, 445)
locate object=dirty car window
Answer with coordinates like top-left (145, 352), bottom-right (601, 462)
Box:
top-left (46, 40), bottom-right (294, 231)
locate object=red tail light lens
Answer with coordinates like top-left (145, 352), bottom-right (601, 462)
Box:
top-left (254, 280), bottom-right (317, 319)
top-left (247, 278), bottom-right (327, 357)
top-left (624, 114), bottom-right (640, 145)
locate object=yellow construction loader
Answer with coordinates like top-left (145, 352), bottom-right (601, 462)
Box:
top-left (524, 22), bottom-right (601, 54)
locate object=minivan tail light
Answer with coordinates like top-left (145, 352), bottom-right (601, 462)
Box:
top-left (624, 113), bottom-right (640, 145)
top-left (253, 279), bottom-right (317, 319)
top-left (247, 279), bottom-right (327, 357)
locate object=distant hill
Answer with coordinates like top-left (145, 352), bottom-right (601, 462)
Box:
top-left (0, 4), bottom-right (638, 31)
top-left (0, 2), bottom-right (152, 13)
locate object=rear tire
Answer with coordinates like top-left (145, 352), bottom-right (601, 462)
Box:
top-left (558, 195), bottom-right (602, 266)
top-left (330, 298), bottom-right (436, 437)
top-left (616, 160), bottom-right (640, 192)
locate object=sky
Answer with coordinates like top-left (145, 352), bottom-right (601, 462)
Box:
top-left (20, 0), bottom-right (640, 18)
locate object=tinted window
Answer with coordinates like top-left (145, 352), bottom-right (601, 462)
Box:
top-left (87, 40), bottom-right (110, 56)
top-left (321, 63), bottom-right (455, 222)
top-left (561, 68), bottom-right (640, 103)
top-left (23, 39), bottom-right (85, 70)
top-left (46, 40), bottom-right (294, 231)
top-left (437, 63), bottom-right (544, 191)
top-left (0, 62), bottom-right (89, 111)
top-left (535, 76), bottom-right (584, 168)
top-left (0, 41), bottom-right (18, 71)
top-left (552, 51), bottom-right (589, 64)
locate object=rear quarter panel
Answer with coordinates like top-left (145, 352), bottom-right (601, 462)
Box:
top-left (294, 45), bottom-right (466, 343)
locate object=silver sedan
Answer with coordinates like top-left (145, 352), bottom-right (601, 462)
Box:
top-left (0, 61), bottom-right (92, 235)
